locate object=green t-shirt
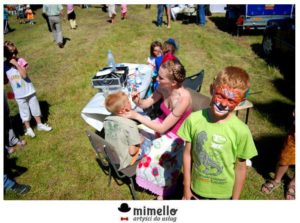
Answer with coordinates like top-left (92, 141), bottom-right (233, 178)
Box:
top-left (104, 116), bottom-right (141, 170)
top-left (178, 108), bottom-right (257, 199)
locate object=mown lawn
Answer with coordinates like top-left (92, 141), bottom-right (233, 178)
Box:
top-left (4, 5), bottom-right (295, 200)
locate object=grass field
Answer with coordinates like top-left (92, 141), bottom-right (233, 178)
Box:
top-left (4, 5), bottom-right (295, 200)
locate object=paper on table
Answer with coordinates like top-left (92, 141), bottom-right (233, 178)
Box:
top-left (137, 123), bottom-right (155, 134)
top-left (138, 64), bottom-right (152, 75)
top-left (138, 124), bottom-right (157, 141)
top-left (96, 68), bottom-right (113, 77)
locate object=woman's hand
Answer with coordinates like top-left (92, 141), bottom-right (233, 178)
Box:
top-left (122, 110), bottom-right (138, 120)
top-left (131, 91), bottom-right (141, 104)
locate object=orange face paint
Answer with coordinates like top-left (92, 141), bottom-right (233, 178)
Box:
top-left (212, 85), bottom-right (243, 117)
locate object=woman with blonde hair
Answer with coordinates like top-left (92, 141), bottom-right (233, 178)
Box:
top-left (124, 59), bottom-right (192, 199)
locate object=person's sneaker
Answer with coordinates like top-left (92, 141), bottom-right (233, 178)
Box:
top-left (25, 128), bottom-right (35, 138)
top-left (11, 183), bottom-right (31, 195)
top-left (37, 123), bottom-right (52, 132)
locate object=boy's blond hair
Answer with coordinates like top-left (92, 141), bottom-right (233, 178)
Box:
top-left (105, 91), bottom-right (128, 114)
top-left (214, 66), bottom-right (250, 97)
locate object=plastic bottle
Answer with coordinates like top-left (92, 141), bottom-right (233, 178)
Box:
top-left (127, 77), bottom-right (133, 93)
top-left (107, 49), bottom-right (116, 71)
top-left (135, 67), bottom-right (142, 87)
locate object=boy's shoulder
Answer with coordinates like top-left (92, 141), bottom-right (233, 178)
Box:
top-left (226, 114), bottom-right (253, 137)
top-left (228, 114), bottom-right (249, 128)
top-left (188, 108), bottom-right (208, 120)
top-left (188, 110), bottom-right (250, 132)
top-left (104, 116), bottom-right (138, 127)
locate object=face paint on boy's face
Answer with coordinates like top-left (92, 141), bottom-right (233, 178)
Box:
top-left (212, 86), bottom-right (243, 116)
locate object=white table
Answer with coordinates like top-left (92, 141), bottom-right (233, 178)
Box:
top-left (81, 63), bottom-right (153, 131)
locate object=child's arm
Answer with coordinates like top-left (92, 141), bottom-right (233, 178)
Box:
top-left (9, 58), bottom-right (27, 78)
top-left (129, 145), bottom-right (140, 156)
top-left (129, 145), bottom-right (141, 165)
top-left (182, 142), bottom-right (193, 200)
top-left (232, 158), bottom-right (247, 199)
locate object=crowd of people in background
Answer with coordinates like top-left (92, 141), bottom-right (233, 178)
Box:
top-left (4, 4), bottom-right (211, 35)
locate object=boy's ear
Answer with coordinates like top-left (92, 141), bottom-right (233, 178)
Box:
top-left (118, 108), bottom-right (125, 115)
top-left (118, 106), bottom-right (130, 114)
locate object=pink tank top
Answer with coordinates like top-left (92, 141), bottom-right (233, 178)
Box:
top-left (157, 102), bottom-right (192, 138)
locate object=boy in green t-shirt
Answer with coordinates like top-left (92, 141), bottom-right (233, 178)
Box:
top-left (178, 66), bottom-right (258, 199)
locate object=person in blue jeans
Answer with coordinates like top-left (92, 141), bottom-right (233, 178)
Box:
top-left (197, 5), bottom-right (206, 26)
top-left (157, 5), bottom-right (171, 28)
top-left (4, 5), bottom-right (13, 34)
top-left (4, 174), bottom-right (31, 195)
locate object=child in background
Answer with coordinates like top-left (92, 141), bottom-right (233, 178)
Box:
top-left (261, 112), bottom-right (295, 200)
top-left (16, 5), bottom-right (26, 24)
top-left (67, 4), bottom-right (77, 29)
top-left (147, 41), bottom-right (162, 70)
top-left (152, 38), bottom-right (178, 92)
top-left (178, 66), bottom-right (258, 199)
top-left (146, 41), bottom-right (162, 96)
top-left (121, 4), bottom-right (127, 20)
top-left (155, 38), bottom-right (178, 74)
top-left (107, 4), bottom-right (116, 23)
top-left (25, 5), bottom-right (35, 24)
top-left (104, 92), bottom-right (147, 170)
top-left (4, 41), bottom-right (52, 138)
top-left (4, 5), bottom-right (13, 34)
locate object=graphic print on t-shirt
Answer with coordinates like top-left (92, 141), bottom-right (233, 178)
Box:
top-left (194, 131), bottom-right (223, 176)
top-left (105, 120), bottom-right (119, 140)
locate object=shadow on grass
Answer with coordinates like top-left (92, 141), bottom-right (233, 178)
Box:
top-left (252, 133), bottom-right (295, 187)
top-left (208, 16), bottom-right (231, 34)
top-left (39, 100), bottom-right (51, 123)
top-left (254, 100), bottom-right (294, 129)
top-left (251, 43), bottom-right (295, 102)
top-left (94, 159), bottom-right (139, 200)
top-left (252, 134), bottom-right (284, 179)
top-left (175, 14), bottom-right (197, 25)
top-left (209, 16), bottom-right (264, 36)
top-left (4, 28), bottom-right (16, 35)
top-left (63, 37), bottom-right (71, 46)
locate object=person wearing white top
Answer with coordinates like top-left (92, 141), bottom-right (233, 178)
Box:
top-left (4, 41), bottom-right (52, 138)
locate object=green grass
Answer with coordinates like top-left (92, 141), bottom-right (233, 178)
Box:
top-left (4, 5), bottom-right (294, 200)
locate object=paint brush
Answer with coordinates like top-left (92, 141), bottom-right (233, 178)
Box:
top-left (137, 88), bottom-right (148, 94)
